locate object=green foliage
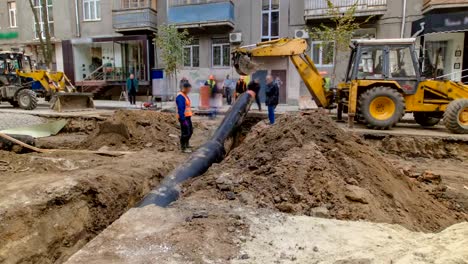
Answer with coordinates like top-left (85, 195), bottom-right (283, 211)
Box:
top-left (309, 0), bottom-right (372, 84)
top-left (154, 25), bottom-right (192, 76)
top-left (310, 0), bottom-right (371, 51)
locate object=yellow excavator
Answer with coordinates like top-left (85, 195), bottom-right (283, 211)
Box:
top-left (232, 38), bottom-right (468, 134)
top-left (0, 51), bottom-right (94, 112)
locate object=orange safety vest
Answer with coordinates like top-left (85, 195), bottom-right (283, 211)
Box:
top-left (176, 92), bottom-right (193, 118)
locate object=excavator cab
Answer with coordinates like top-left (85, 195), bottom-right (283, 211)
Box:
top-left (345, 39), bottom-right (421, 94)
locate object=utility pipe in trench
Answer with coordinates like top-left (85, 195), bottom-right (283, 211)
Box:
top-left (138, 91), bottom-right (256, 207)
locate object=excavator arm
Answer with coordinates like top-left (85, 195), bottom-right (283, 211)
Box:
top-left (232, 38), bottom-right (332, 108)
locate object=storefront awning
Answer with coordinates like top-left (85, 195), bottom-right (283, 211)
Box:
top-left (412, 10), bottom-right (468, 36)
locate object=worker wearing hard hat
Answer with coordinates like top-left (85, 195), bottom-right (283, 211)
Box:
top-left (176, 82), bottom-right (194, 153)
top-left (205, 75), bottom-right (219, 118)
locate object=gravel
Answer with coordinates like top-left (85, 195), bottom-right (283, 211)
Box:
top-left (0, 113), bottom-right (47, 131)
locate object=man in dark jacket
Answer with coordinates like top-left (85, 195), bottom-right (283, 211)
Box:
top-left (265, 75), bottom-right (279, 124)
top-left (235, 76), bottom-right (247, 100)
top-left (248, 78), bottom-right (261, 111)
top-left (126, 74), bottom-right (139, 106)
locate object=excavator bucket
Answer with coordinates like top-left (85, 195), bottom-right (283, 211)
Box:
top-left (50, 93), bottom-right (95, 112)
top-left (232, 52), bottom-right (258, 76)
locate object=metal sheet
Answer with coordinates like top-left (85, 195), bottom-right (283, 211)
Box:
top-left (0, 120), bottom-right (68, 138)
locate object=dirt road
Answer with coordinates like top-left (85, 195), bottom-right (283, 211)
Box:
top-left (1, 110), bottom-right (467, 263)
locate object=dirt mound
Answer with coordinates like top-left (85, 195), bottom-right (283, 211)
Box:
top-left (183, 113), bottom-right (466, 232)
top-left (82, 110), bottom-right (179, 151)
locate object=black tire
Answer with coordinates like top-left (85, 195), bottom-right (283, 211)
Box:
top-left (358, 86), bottom-right (405, 130)
top-left (414, 112), bottom-right (441, 127)
top-left (16, 89), bottom-right (38, 110)
top-left (444, 99), bottom-right (468, 134)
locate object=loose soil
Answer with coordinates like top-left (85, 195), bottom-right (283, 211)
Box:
top-left (182, 112), bottom-right (467, 232)
top-left (0, 111), bottom-right (215, 264)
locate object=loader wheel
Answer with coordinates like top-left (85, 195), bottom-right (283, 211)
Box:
top-left (414, 112), bottom-right (442, 127)
top-left (359, 87), bottom-right (405, 130)
top-left (444, 99), bottom-right (468, 134)
top-left (17, 89), bottom-right (38, 110)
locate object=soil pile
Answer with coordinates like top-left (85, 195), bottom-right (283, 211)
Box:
top-left (183, 112), bottom-right (466, 232)
top-left (83, 110), bottom-right (179, 151)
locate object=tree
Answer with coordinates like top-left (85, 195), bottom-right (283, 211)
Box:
top-left (28, 0), bottom-right (54, 69)
top-left (310, 0), bottom-right (371, 86)
top-left (154, 25), bottom-right (192, 95)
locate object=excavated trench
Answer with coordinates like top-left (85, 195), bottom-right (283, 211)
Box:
top-left (1, 108), bottom-right (467, 263)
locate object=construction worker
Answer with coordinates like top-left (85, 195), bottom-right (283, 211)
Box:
top-left (235, 76), bottom-right (247, 100)
top-left (248, 78), bottom-right (262, 111)
top-left (265, 75), bottom-right (279, 124)
top-left (176, 82), bottom-right (194, 153)
top-left (205, 75), bottom-right (218, 118)
top-left (223, 74), bottom-right (234, 105)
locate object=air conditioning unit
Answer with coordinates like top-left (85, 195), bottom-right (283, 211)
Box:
top-left (230, 33), bottom-right (242, 43)
top-left (295, 29), bottom-right (309, 39)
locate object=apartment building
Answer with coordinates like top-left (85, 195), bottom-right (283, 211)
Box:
top-left (0, 0), bottom-right (158, 96)
top-left (1, 0), bottom-right (467, 103)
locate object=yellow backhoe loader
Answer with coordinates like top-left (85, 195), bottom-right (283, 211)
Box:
top-left (0, 51), bottom-right (94, 112)
top-left (232, 38), bottom-right (468, 134)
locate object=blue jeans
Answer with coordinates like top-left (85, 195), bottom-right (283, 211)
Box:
top-left (268, 105), bottom-right (276, 124)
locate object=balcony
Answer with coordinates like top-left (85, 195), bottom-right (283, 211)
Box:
top-left (168, 0), bottom-right (235, 31)
top-left (304, 0), bottom-right (387, 21)
top-left (423, 0), bottom-right (468, 12)
top-left (112, 0), bottom-right (157, 32)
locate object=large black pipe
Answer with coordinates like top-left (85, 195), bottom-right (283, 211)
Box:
top-left (138, 91), bottom-right (255, 207)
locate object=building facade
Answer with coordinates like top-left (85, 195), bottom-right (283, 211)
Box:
top-left (412, 0), bottom-right (468, 83)
top-left (1, 0), bottom-right (467, 104)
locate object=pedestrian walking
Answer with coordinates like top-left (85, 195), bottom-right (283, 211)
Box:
top-left (235, 76), bottom-right (247, 100)
top-left (176, 82), bottom-right (194, 153)
top-left (126, 73), bottom-right (139, 106)
top-left (265, 75), bottom-right (279, 124)
top-left (248, 78), bottom-right (262, 111)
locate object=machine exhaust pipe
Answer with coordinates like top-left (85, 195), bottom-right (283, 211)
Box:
top-left (137, 91), bottom-right (256, 207)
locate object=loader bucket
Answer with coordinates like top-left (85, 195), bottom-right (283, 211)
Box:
top-left (50, 93), bottom-right (95, 112)
top-left (232, 52), bottom-right (258, 76)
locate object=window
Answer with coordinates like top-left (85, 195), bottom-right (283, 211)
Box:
top-left (8, 2), bottom-right (17, 28)
top-left (389, 47), bottom-right (416, 78)
top-left (33, 0), bottom-right (54, 39)
top-left (311, 41), bottom-right (334, 67)
top-left (261, 0), bottom-right (279, 41)
top-left (83, 0), bottom-right (101, 21)
top-left (357, 47), bottom-right (384, 79)
top-left (212, 38), bottom-right (230, 67)
top-left (184, 39), bottom-right (200, 68)
top-left (424, 41), bottom-right (448, 77)
top-left (120, 0), bottom-right (148, 9)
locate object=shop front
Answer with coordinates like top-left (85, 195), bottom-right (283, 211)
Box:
top-left (62, 35), bottom-right (154, 93)
top-left (412, 10), bottom-right (468, 83)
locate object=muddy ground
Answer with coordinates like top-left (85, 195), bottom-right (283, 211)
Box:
top-left (0, 111), bottom-right (218, 264)
top-left (1, 110), bottom-right (468, 263)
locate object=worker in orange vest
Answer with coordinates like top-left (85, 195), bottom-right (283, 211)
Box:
top-left (176, 82), bottom-right (194, 153)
